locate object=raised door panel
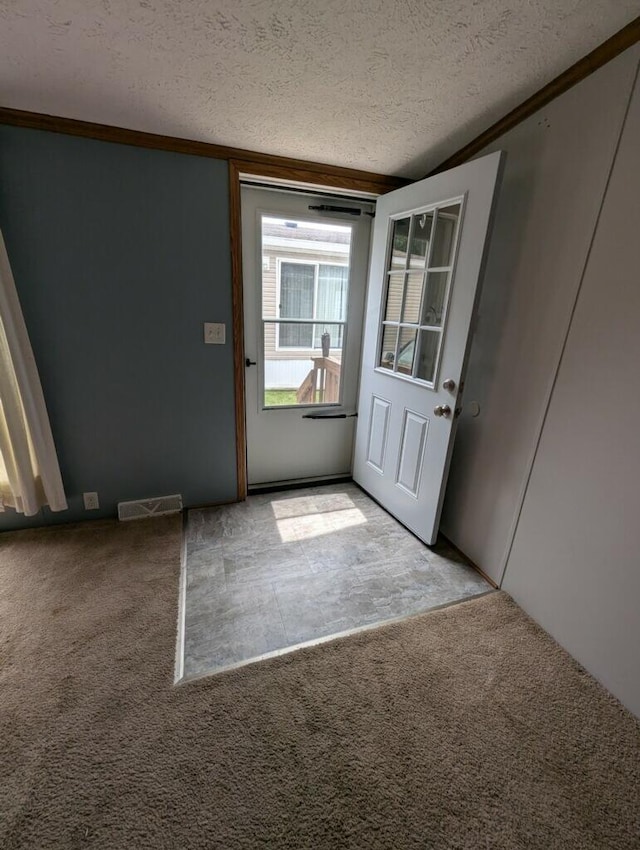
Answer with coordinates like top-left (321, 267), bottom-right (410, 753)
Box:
top-left (396, 410), bottom-right (429, 498)
top-left (366, 396), bottom-right (391, 474)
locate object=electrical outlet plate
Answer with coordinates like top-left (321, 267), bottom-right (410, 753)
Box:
top-left (204, 322), bottom-right (225, 344)
top-left (83, 492), bottom-right (99, 510)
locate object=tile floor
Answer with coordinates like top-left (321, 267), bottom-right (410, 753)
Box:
top-left (181, 482), bottom-right (491, 679)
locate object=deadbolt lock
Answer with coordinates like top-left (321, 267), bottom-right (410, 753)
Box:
top-left (442, 378), bottom-right (456, 391)
top-left (434, 404), bottom-right (452, 418)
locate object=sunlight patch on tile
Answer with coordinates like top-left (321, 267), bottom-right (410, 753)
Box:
top-left (270, 492), bottom-right (356, 520)
top-left (276, 507), bottom-right (367, 542)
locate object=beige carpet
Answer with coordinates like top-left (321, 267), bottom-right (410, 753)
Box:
top-left (1, 517), bottom-right (639, 849)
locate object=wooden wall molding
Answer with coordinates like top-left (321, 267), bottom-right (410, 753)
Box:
top-left (1, 18), bottom-right (637, 187)
top-left (0, 105), bottom-right (405, 193)
top-left (429, 16), bottom-right (640, 175)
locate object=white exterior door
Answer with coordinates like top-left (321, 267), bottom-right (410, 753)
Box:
top-left (242, 186), bottom-right (373, 487)
top-left (353, 152), bottom-right (504, 545)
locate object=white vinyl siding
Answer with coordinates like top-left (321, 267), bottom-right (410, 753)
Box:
top-left (275, 259), bottom-right (348, 351)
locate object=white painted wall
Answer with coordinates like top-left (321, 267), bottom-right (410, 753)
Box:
top-left (502, 68), bottom-right (640, 718)
top-left (441, 46), bottom-right (640, 585)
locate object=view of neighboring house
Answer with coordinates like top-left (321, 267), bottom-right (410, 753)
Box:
top-left (261, 216), bottom-right (352, 404)
top-left (259, 205), bottom-right (462, 406)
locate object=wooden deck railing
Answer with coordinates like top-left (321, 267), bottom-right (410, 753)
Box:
top-left (296, 357), bottom-right (341, 404)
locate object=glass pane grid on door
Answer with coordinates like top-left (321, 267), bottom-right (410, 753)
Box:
top-left (377, 201), bottom-right (462, 386)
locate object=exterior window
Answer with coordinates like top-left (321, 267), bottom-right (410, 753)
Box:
top-left (261, 215), bottom-right (352, 408)
top-left (278, 261), bottom-right (348, 350)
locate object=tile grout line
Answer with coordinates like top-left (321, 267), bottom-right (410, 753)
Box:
top-left (271, 579), bottom-right (292, 644)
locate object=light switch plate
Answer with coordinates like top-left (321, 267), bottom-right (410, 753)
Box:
top-left (204, 322), bottom-right (226, 344)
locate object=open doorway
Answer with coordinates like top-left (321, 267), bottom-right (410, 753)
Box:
top-left (241, 185), bottom-right (374, 489)
top-left (177, 159), bottom-right (503, 680)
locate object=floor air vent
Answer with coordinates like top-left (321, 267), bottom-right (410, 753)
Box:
top-left (117, 494), bottom-right (183, 521)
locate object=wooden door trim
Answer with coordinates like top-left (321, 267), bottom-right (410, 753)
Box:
top-left (231, 158), bottom-right (406, 196)
top-left (229, 161), bottom-right (247, 500)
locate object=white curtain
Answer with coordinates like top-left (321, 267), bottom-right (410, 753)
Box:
top-left (279, 262), bottom-right (314, 348)
top-left (314, 264), bottom-right (348, 349)
top-left (0, 229), bottom-right (67, 516)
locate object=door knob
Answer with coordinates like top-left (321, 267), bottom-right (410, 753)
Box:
top-left (442, 378), bottom-right (456, 391)
top-left (245, 358), bottom-right (257, 367)
top-left (434, 404), bottom-right (452, 417)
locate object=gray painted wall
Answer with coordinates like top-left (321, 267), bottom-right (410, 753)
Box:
top-left (441, 46), bottom-right (640, 584)
top-left (440, 43), bottom-right (640, 717)
top-left (0, 126), bottom-right (236, 531)
top-left (503, 69), bottom-right (640, 718)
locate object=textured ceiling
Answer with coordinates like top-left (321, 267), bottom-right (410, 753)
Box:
top-left (0, 1), bottom-right (637, 178)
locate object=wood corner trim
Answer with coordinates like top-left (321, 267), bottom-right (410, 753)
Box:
top-left (228, 161), bottom-right (248, 501)
top-left (428, 16), bottom-right (640, 176)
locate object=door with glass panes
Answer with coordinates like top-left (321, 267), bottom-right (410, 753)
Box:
top-left (353, 152), bottom-right (504, 544)
top-left (242, 186), bottom-right (373, 486)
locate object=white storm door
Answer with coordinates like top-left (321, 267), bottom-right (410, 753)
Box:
top-left (242, 186), bottom-right (373, 487)
top-left (353, 152), bottom-right (504, 545)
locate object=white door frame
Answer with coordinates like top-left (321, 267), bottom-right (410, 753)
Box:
top-left (229, 161), bottom-right (404, 501)
top-left (240, 183), bottom-right (375, 489)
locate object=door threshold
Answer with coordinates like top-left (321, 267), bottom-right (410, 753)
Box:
top-left (248, 473), bottom-right (352, 495)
